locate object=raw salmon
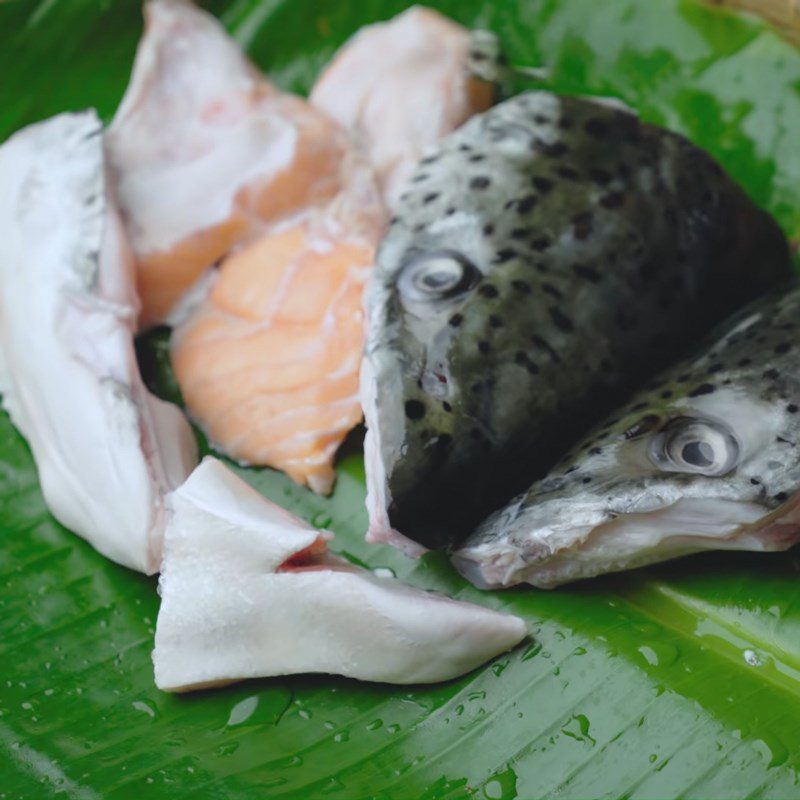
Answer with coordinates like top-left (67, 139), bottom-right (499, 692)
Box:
top-left (107, 0), bottom-right (351, 328)
top-left (310, 6), bottom-right (495, 206)
top-left (168, 5), bottom-right (495, 494)
top-left (171, 167), bottom-right (386, 494)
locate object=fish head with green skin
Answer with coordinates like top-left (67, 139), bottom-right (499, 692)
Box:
top-left (362, 90), bottom-right (790, 555)
top-left (453, 282), bottom-right (800, 588)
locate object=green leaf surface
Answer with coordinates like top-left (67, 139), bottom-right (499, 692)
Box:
top-left (2, 1), bottom-right (800, 797)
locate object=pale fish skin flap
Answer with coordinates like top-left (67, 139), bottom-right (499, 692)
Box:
top-left (0, 110), bottom-right (198, 574)
top-left (153, 457), bottom-right (526, 691)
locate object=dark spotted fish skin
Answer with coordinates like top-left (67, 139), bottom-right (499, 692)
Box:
top-left (364, 91), bottom-right (791, 551)
top-left (458, 280), bottom-right (800, 588)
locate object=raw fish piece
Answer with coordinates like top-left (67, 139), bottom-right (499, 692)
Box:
top-left (455, 280), bottom-right (800, 588)
top-left (107, 0), bottom-right (351, 328)
top-left (171, 165), bottom-right (387, 494)
top-left (311, 6), bottom-right (495, 207)
top-left (153, 458), bottom-right (526, 690)
top-left (0, 111), bottom-right (197, 574)
top-left (362, 91), bottom-right (791, 553)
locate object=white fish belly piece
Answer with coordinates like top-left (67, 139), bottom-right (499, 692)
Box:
top-left (154, 457), bottom-right (526, 690)
top-left (0, 110), bottom-right (198, 573)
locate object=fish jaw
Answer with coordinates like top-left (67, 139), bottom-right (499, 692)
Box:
top-left (153, 457), bottom-right (526, 690)
top-left (453, 492), bottom-right (786, 589)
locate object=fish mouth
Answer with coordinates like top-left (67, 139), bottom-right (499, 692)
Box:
top-left (452, 496), bottom-right (796, 590)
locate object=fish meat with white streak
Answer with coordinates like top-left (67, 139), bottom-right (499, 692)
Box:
top-left (362, 91), bottom-right (791, 555)
top-left (455, 280), bottom-right (800, 588)
top-left (310, 5), bottom-right (495, 207)
top-left (0, 111), bottom-right (197, 574)
top-left (107, 0), bottom-right (352, 328)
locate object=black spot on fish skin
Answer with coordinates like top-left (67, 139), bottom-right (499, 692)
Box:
top-left (419, 154), bottom-right (439, 165)
top-left (513, 351), bottom-right (539, 374)
top-left (434, 433), bottom-right (453, 451)
top-left (660, 390), bottom-right (673, 399)
top-left (478, 340), bottom-right (491, 355)
top-left (764, 368), bottom-right (781, 380)
top-left (600, 192), bottom-right (625, 209)
top-left (615, 309), bottom-right (637, 331)
top-left (573, 263), bottom-right (601, 282)
top-left (493, 248), bottom-right (518, 264)
top-left (411, 173), bottom-right (430, 183)
top-left (549, 307), bottom-right (574, 332)
top-left (531, 237), bottom-right (551, 252)
top-left (788, 404), bottom-right (799, 413)
top-left (557, 166), bottom-right (580, 180)
top-left (775, 492), bottom-right (789, 502)
top-left (584, 118), bottom-right (609, 138)
top-left (532, 177), bottom-right (554, 193)
top-left (542, 283), bottom-right (563, 299)
top-left (468, 154), bottom-right (486, 162)
top-left (630, 401), bottom-right (649, 412)
top-left (589, 168), bottom-right (612, 186)
top-left (511, 280), bottom-right (532, 294)
top-left (448, 314), bottom-right (463, 327)
top-left (516, 195), bottom-right (538, 214)
top-left (489, 315), bottom-right (503, 328)
top-left (775, 342), bottom-right (792, 355)
top-left (483, 223), bottom-right (495, 236)
top-left (511, 227), bottom-right (534, 240)
top-left (531, 334), bottom-right (561, 363)
top-left (470, 176), bottom-right (491, 190)
top-left (689, 383), bottom-right (716, 397)
top-left (572, 213), bottom-right (594, 240)
top-left (478, 284), bottom-right (499, 298)
top-left (589, 447), bottom-right (603, 455)
top-left (582, 476), bottom-right (593, 484)
top-left (750, 477), bottom-right (761, 485)
top-left (458, 143), bottom-right (472, 152)
top-left (423, 192), bottom-right (440, 204)
top-left (533, 138), bottom-right (568, 157)
top-left (405, 400), bottom-right (426, 420)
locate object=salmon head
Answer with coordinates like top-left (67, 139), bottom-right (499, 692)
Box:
top-left (362, 91), bottom-right (790, 554)
top-left (454, 282), bottom-right (800, 588)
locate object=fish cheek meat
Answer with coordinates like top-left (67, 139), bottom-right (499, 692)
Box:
top-left (366, 92), bottom-right (791, 551)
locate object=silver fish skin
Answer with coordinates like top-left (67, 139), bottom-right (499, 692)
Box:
top-left (454, 280), bottom-right (800, 589)
top-left (363, 91), bottom-right (791, 553)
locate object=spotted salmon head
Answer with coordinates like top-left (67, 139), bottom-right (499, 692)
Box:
top-left (363, 91), bottom-right (790, 554)
top-left (454, 282), bottom-right (800, 588)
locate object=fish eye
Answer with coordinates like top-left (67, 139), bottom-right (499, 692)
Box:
top-left (398, 250), bottom-right (480, 306)
top-left (649, 417), bottom-right (740, 477)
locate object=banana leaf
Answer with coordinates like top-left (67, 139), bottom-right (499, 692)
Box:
top-left (2, 1), bottom-right (800, 797)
